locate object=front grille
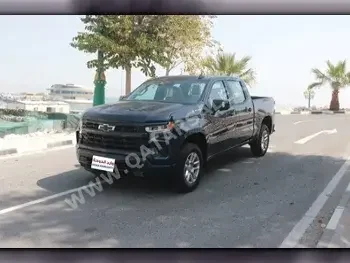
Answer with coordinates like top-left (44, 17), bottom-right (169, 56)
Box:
top-left (83, 121), bottom-right (142, 133)
top-left (81, 132), bottom-right (148, 151)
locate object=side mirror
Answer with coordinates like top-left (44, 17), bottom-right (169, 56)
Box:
top-left (212, 99), bottom-right (230, 111)
top-left (119, 95), bottom-right (126, 101)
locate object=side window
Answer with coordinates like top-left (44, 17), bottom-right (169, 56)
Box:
top-left (208, 81), bottom-right (228, 107)
top-left (226, 80), bottom-right (246, 104)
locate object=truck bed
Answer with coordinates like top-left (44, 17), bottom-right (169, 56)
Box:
top-left (251, 96), bottom-right (273, 101)
top-left (251, 96), bottom-right (275, 115)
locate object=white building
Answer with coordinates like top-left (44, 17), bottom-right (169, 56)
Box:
top-left (48, 84), bottom-right (93, 100)
top-left (63, 99), bottom-right (93, 114)
top-left (46, 84), bottom-right (94, 114)
top-left (3, 100), bottom-right (70, 113)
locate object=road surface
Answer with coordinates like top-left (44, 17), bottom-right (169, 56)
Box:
top-left (1, 114), bottom-right (350, 248)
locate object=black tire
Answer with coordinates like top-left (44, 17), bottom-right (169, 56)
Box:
top-left (250, 124), bottom-right (270, 157)
top-left (172, 143), bottom-right (204, 193)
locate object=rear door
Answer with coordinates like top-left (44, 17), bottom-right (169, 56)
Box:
top-left (225, 79), bottom-right (254, 143)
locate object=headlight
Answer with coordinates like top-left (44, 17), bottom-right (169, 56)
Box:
top-left (78, 119), bottom-right (83, 133)
top-left (145, 121), bottom-right (175, 133)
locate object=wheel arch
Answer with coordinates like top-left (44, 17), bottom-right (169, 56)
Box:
top-left (182, 132), bottom-right (207, 164)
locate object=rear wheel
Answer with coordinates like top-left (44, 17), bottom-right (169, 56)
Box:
top-left (250, 124), bottom-right (270, 157)
top-left (173, 143), bottom-right (203, 193)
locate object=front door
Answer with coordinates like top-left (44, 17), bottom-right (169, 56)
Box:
top-left (203, 80), bottom-right (234, 157)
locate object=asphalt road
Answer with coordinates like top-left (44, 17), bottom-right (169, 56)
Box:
top-left (1, 114), bottom-right (350, 248)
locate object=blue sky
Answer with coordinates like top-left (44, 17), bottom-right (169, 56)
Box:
top-left (1, 15), bottom-right (350, 108)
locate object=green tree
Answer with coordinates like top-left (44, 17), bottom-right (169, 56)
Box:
top-left (303, 87), bottom-right (315, 109)
top-left (195, 52), bottom-right (256, 86)
top-left (309, 60), bottom-right (350, 111)
top-left (70, 16), bottom-right (110, 105)
top-left (71, 15), bottom-right (171, 96)
top-left (157, 15), bottom-right (218, 76)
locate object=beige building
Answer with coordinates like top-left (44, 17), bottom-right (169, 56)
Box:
top-left (4, 100), bottom-right (70, 113)
top-left (17, 93), bottom-right (47, 101)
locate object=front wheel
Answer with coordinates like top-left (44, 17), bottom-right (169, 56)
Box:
top-left (172, 143), bottom-right (203, 193)
top-left (250, 124), bottom-right (270, 157)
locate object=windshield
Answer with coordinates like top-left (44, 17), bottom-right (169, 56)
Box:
top-left (125, 78), bottom-right (209, 104)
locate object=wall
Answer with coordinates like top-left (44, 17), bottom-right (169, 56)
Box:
top-left (0, 120), bottom-right (66, 138)
top-left (6, 102), bottom-right (25, 110)
top-left (0, 108), bottom-right (79, 137)
top-left (27, 119), bottom-right (65, 133)
top-left (0, 101), bottom-right (6, 109)
top-left (66, 101), bottom-right (92, 114)
top-left (0, 120), bottom-right (29, 137)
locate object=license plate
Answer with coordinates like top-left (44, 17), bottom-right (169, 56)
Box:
top-left (91, 156), bottom-right (116, 172)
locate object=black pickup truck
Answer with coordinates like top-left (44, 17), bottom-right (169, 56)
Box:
top-left (76, 75), bottom-right (275, 193)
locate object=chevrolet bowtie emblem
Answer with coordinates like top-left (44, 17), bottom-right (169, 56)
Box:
top-left (98, 124), bottom-right (115, 132)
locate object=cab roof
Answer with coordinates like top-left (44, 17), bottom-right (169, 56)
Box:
top-left (151, 75), bottom-right (241, 82)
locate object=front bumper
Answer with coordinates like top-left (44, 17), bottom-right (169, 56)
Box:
top-left (76, 146), bottom-right (177, 177)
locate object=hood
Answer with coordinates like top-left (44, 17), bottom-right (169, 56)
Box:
top-left (83, 100), bottom-right (194, 123)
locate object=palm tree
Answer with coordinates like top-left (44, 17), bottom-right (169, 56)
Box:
top-left (309, 60), bottom-right (350, 111)
top-left (303, 88), bottom-right (315, 109)
top-left (200, 52), bottom-right (256, 86)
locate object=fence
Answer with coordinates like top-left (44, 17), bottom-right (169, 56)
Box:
top-left (0, 109), bottom-right (80, 137)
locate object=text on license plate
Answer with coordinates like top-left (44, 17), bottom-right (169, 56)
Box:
top-left (91, 155), bottom-right (116, 172)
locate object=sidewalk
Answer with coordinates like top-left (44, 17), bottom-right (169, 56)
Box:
top-left (0, 131), bottom-right (76, 156)
top-left (317, 177), bottom-right (350, 248)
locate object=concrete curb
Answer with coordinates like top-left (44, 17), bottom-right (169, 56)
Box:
top-left (0, 138), bottom-right (75, 157)
top-left (275, 111), bottom-right (350, 115)
top-left (0, 148), bottom-right (18, 156)
top-left (47, 139), bottom-right (73, 149)
top-left (322, 111), bottom-right (335, 115)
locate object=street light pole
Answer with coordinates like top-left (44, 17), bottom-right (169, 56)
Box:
top-left (93, 50), bottom-right (106, 106)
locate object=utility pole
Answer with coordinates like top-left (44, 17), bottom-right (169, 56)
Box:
top-left (304, 88), bottom-right (315, 109)
top-left (92, 17), bottom-right (107, 106)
